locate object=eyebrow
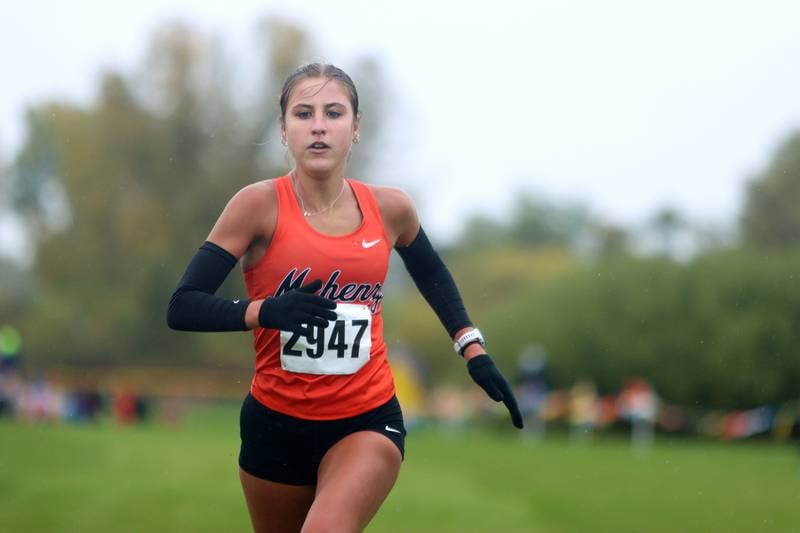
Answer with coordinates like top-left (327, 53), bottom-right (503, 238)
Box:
top-left (291, 102), bottom-right (346, 110)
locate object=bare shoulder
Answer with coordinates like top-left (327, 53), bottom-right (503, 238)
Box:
top-left (370, 184), bottom-right (415, 217)
top-left (368, 184), bottom-right (419, 247)
top-left (207, 178), bottom-right (279, 258)
top-left (229, 179), bottom-right (278, 213)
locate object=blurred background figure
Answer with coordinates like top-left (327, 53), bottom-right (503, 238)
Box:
top-left (569, 380), bottom-right (598, 442)
top-left (112, 385), bottom-right (139, 425)
top-left (63, 379), bottom-right (103, 423)
top-left (17, 377), bottom-right (64, 424)
top-left (515, 344), bottom-right (550, 440)
top-left (388, 345), bottom-right (429, 427)
top-left (617, 378), bottom-right (659, 453)
top-left (772, 399), bottom-right (800, 473)
top-left (0, 324), bottom-right (23, 418)
top-left (430, 384), bottom-right (469, 430)
top-left (794, 402), bottom-right (800, 474)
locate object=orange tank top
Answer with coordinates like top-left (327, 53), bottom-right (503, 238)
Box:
top-left (243, 174), bottom-right (395, 420)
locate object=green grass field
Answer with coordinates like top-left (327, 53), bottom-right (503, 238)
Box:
top-left (1, 403), bottom-right (798, 532)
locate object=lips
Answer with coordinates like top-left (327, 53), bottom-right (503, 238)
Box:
top-left (308, 142), bottom-right (330, 150)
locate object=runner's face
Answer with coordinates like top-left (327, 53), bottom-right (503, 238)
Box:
top-left (282, 77), bottom-right (359, 176)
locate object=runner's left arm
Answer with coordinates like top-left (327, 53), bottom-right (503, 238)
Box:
top-left (387, 189), bottom-right (523, 429)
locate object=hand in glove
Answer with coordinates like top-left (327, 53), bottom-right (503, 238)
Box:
top-left (467, 354), bottom-right (524, 429)
top-left (258, 279), bottom-right (337, 337)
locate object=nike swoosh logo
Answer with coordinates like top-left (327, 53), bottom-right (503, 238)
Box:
top-left (362, 239), bottom-right (381, 248)
top-left (233, 299), bottom-right (240, 304)
top-left (384, 425), bottom-right (402, 434)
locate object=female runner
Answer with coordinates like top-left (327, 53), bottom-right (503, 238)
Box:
top-left (167, 63), bottom-right (522, 533)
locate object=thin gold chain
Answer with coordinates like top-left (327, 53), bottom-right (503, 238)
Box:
top-left (291, 171), bottom-right (346, 217)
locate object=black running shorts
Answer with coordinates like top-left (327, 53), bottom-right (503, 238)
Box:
top-left (238, 393), bottom-right (406, 485)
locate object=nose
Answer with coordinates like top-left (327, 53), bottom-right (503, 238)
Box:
top-left (311, 114), bottom-right (326, 135)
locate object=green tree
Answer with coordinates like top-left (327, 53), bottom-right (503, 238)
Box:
top-left (346, 56), bottom-right (388, 181)
top-left (455, 191), bottom-right (592, 251)
top-left (650, 206), bottom-right (686, 257)
top-left (0, 257), bottom-right (32, 324)
top-left (485, 251), bottom-right (800, 408)
top-left (586, 222), bottom-right (631, 258)
top-left (741, 131), bottom-right (800, 249)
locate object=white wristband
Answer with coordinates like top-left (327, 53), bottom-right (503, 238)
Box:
top-left (453, 328), bottom-right (485, 355)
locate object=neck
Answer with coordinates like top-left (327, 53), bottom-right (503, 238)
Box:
top-left (291, 169), bottom-right (348, 217)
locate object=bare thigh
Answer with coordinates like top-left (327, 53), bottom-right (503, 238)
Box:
top-left (239, 468), bottom-right (315, 533)
top-left (301, 431), bottom-right (402, 533)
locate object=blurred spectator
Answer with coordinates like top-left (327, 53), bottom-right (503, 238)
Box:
top-left (720, 406), bottom-right (774, 440)
top-left (64, 377), bottom-right (104, 422)
top-left (771, 402), bottom-right (798, 441)
top-left (617, 378), bottom-right (659, 452)
top-left (515, 345), bottom-right (550, 439)
top-left (569, 380), bottom-right (598, 442)
top-left (430, 385), bottom-right (468, 428)
top-left (792, 402), bottom-right (800, 473)
top-left (388, 347), bottom-right (428, 426)
top-left (112, 386), bottom-right (139, 425)
top-left (17, 378), bottom-right (64, 423)
top-left (793, 403), bottom-right (800, 443)
top-left (136, 395), bottom-right (151, 423)
top-left (596, 395), bottom-right (619, 428)
top-left (0, 324), bottom-right (22, 418)
top-left (541, 389), bottom-right (570, 423)
top-left (0, 369), bottom-right (22, 418)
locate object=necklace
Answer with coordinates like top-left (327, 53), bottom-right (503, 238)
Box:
top-left (291, 171), bottom-right (346, 217)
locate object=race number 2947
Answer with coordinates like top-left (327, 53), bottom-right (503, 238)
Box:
top-left (279, 303), bottom-right (372, 375)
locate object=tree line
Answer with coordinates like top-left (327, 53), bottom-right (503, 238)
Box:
top-left (384, 130), bottom-right (800, 409)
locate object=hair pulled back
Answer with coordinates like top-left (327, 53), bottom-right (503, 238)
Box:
top-left (279, 63), bottom-right (359, 121)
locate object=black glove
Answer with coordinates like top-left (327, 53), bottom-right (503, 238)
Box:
top-left (258, 279), bottom-right (337, 337)
top-left (467, 354), bottom-right (524, 429)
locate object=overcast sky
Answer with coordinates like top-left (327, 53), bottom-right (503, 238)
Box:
top-left (2, 0), bottom-right (800, 251)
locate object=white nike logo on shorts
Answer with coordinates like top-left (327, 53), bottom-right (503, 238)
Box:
top-left (233, 299), bottom-right (240, 304)
top-left (362, 239), bottom-right (381, 248)
top-left (384, 425), bottom-right (402, 434)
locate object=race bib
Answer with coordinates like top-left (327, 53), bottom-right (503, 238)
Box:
top-left (280, 303), bottom-right (372, 375)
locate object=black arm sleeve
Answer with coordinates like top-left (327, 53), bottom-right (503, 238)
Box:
top-left (395, 226), bottom-right (472, 337)
top-left (166, 241), bottom-right (250, 331)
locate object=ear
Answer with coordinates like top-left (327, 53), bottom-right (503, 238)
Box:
top-left (353, 111), bottom-right (361, 135)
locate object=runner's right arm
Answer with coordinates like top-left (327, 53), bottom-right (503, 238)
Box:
top-left (166, 182), bottom-right (336, 333)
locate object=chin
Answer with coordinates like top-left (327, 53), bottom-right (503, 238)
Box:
top-left (303, 159), bottom-right (341, 177)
